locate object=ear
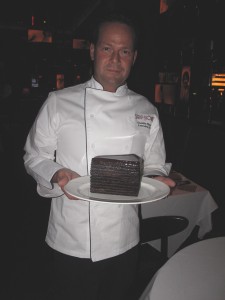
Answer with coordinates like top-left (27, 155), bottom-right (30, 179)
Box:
top-left (90, 43), bottom-right (95, 61)
top-left (133, 50), bottom-right (137, 65)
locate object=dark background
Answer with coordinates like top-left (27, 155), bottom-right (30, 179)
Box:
top-left (1, 0), bottom-right (225, 98)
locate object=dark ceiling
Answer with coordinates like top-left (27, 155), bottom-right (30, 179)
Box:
top-left (0, 0), bottom-right (158, 38)
top-left (1, 0), bottom-right (224, 46)
top-left (1, 0), bottom-right (224, 39)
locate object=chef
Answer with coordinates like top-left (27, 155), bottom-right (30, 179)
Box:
top-left (24, 12), bottom-right (175, 300)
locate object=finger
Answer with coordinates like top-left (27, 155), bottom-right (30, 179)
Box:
top-left (63, 189), bottom-right (79, 200)
top-left (58, 177), bottom-right (70, 188)
top-left (154, 176), bottom-right (176, 188)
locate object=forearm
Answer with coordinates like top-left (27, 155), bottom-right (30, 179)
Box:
top-left (144, 117), bottom-right (172, 176)
top-left (24, 155), bottom-right (64, 189)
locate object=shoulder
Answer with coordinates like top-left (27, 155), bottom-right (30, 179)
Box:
top-left (45, 82), bottom-right (88, 107)
top-left (127, 88), bottom-right (158, 113)
top-left (50, 82), bottom-right (87, 98)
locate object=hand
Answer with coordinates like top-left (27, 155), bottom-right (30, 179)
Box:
top-left (153, 176), bottom-right (176, 188)
top-left (51, 168), bottom-right (80, 200)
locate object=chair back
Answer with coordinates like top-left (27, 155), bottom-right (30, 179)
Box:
top-left (140, 216), bottom-right (189, 258)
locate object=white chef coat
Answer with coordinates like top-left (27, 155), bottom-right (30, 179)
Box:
top-left (24, 77), bottom-right (171, 262)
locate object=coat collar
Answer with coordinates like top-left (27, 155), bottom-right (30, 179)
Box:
top-left (86, 76), bottom-right (128, 96)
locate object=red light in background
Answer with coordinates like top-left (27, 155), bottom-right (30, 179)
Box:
top-left (32, 15), bottom-right (35, 26)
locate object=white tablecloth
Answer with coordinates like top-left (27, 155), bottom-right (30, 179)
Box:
top-left (140, 237), bottom-right (225, 300)
top-left (141, 172), bottom-right (218, 257)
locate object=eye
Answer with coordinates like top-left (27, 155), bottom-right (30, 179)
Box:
top-left (120, 49), bottom-right (131, 57)
top-left (103, 46), bottom-right (112, 53)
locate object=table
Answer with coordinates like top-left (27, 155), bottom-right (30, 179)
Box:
top-left (140, 237), bottom-right (225, 300)
top-left (141, 172), bottom-right (218, 257)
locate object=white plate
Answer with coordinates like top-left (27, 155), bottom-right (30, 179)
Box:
top-left (64, 176), bottom-right (170, 204)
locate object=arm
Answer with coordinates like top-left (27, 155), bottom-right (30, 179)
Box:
top-left (23, 92), bottom-right (80, 198)
top-left (143, 112), bottom-right (175, 188)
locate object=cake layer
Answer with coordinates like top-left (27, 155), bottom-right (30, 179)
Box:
top-left (90, 154), bottom-right (144, 197)
top-left (91, 177), bottom-right (140, 185)
top-left (90, 188), bottom-right (140, 196)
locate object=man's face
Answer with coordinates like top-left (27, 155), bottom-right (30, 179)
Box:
top-left (90, 22), bottom-right (137, 92)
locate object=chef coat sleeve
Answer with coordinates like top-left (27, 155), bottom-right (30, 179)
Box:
top-left (143, 111), bottom-right (172, 177)
top-left (23, 92), bottom-right (64, 198)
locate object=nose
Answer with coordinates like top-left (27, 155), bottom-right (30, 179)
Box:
top-left (110, 51), bottom-right (120, 63)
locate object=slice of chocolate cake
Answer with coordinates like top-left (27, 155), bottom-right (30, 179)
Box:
top-left (90, 154), bottom-right (144, 196)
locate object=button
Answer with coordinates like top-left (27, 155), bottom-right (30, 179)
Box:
top-left (90, 114), bottom-right (94, 118)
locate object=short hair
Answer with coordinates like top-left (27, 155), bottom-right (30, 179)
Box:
top-left (90, 13), bottom-right (139, 50)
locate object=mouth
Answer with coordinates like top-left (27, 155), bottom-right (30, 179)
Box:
top-left (107, 68), bottom-right (121, 74)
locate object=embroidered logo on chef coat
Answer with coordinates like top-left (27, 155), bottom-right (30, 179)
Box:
top-left (135, 114), bottom-right (154, 129)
